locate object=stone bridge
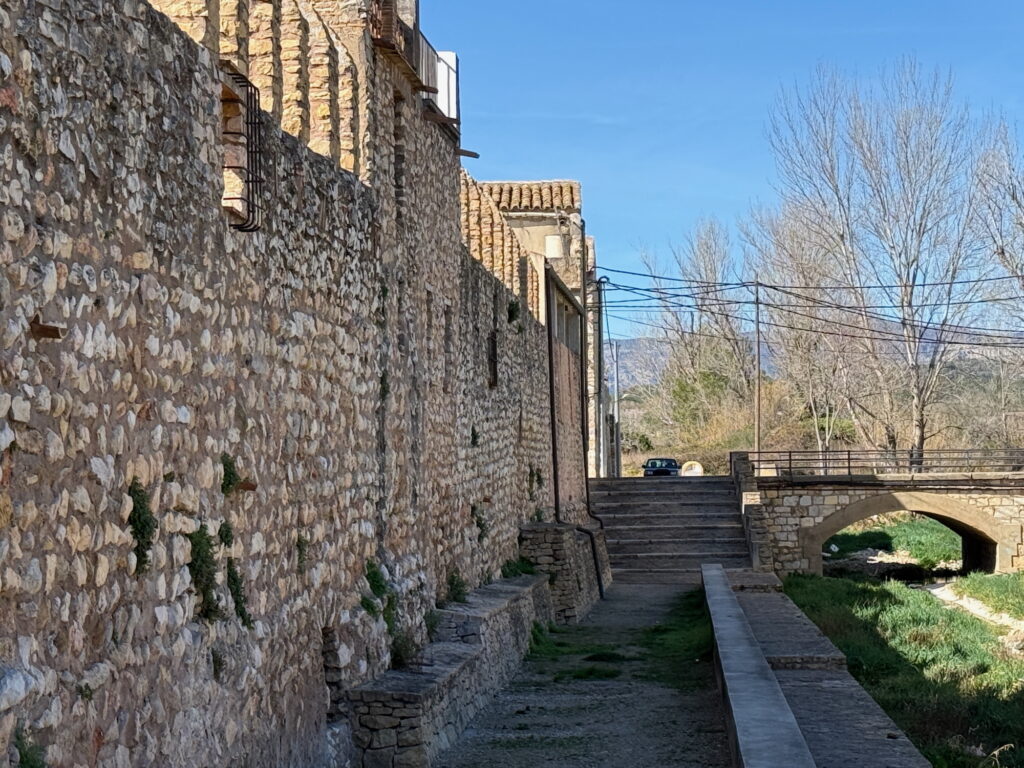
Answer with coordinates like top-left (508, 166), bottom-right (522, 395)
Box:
top-left (730, 452), bottom-right (1024, 575)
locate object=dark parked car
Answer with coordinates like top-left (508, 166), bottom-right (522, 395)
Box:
top-left (643, 458), bottom-right (681, 477)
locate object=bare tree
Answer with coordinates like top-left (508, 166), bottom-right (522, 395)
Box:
top-left (766, 61), bottom-right (993, 459)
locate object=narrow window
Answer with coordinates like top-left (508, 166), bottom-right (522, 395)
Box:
top-left (221, 66), bottom-right (263, 231)
top-left (487, 330), bottom-right (498, 389)
top-left (443, 304), bottom-right (454, 394)
top-left (393, 92), bottom-right (406, 222)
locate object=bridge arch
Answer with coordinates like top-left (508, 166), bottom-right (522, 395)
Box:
top-left (801, 491), bottom-right (1020, 576)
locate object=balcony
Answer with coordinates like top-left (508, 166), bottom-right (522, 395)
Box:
top-left (369, 0), bottom-right (422, 85)
top-left (419, 35), bottom-right (460, 136)
top-left (370, 1), bottom-right (460, 138)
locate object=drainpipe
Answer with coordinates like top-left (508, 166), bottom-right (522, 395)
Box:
top-left (545, 267), bottom-right (562, 521)
top-left (545, 265), bottom-right (605, 599)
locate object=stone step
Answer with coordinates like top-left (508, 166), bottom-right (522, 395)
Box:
top-left (589, 477), bottom-right (733, 487)
top-left (606, 524), bottom-right (745, 536)
top-left (610, 553), bottom-right (752, 570)
top-left (601, 513), bottom-right (743, 527)
top-left (607, 538), bottom-right (749, 555)
top-left (604, 530), bottom-right (746, 543)
top-left (590, 488), bottom-right (737, 499)
top-left (611, 569), bottom-right (706, 585)
top-left (592, 499), bottom-right (739, 509)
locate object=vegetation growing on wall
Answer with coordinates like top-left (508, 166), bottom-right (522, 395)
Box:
top-left (446, 569), bottom-right (469, 604)
top-left (14, 727), bottom-right (47, 768)
top-left (296, 534), bottom-right (310, 573)
top-left (221, 454), bottom-right (242, 495)
top-left (187, 524), bottom-right (223, 621)
top-left (217, 521), bottom-right (234, 547)
top-left (127, 478), bottom-right (157, 573)
top-left (471, 505), bottom-right (489, 541)
top-left (507, 298), bottom-right (521, 323)
top-left (226, 558), bottom-right (254, 629)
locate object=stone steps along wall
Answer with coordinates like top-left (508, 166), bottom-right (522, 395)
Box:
top-left (347, 575), bottom-right (553, 768)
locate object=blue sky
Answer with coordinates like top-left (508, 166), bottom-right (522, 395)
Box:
top-left (427, 0), bottom-right (1024, 297)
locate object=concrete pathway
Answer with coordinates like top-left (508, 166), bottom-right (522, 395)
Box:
top-left (436, 583), bottom-right (730, 768)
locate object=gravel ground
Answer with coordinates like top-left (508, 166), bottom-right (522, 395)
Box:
top-left (435, 583), bottom-right (730, 768)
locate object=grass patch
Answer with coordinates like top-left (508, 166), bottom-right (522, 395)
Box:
top-left (953, 572), bottom-right (1024, 620)
top-left (786, 573), bottom-right (1024, 767)
top-left (639, 588), bottom-right (714, 691)
top-left (826, 513), bottom-right (962, 569)
top-left (501, 557), bottom-right (536, 578)
top-left (527, 621), bottom-right (614, 661)
top-left (554, 665), bottom-right (622, 682)
top-left (582, 651), bottom-right (637, 663)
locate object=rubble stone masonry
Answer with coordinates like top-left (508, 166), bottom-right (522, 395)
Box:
top-left (0, 1), bottom-right (600, 766)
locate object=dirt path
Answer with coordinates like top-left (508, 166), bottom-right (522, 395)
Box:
top-left (436, 583), bottom-right (730, 768)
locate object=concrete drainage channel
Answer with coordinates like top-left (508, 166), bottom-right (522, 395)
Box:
top-left (701, 564), bottom-right (930, 768)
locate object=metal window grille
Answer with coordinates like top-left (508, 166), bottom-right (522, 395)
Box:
top-left (222, 70), bottom-right (264, 232)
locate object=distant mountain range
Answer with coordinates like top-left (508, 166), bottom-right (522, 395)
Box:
top-left (604, 337), bottom-right (669, 391)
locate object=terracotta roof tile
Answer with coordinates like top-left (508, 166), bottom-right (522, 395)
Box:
top-left (478, 180), bottom-right (582, 213)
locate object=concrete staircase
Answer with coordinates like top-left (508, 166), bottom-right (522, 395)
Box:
top-left (590, 476), bottom-right (751, 583)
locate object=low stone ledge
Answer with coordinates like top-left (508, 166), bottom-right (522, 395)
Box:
top-left (702, 564), bottom-right (816, 768)
top-left (726, 571), bottom-right (782, 593)
top-left (736, 592), bottom-right (846, 670)
top-left (777, 669), bottom-right (930, 767)
top-left (347, 575), bottom-right (552, 767)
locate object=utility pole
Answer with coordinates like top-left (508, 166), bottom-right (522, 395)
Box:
top-left (754, 277), bottom-right (762, 454)
top-left (612, 340), bottom-right (621, 477)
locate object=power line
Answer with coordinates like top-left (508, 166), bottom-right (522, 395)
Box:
top-left (597, 264), bottom-right (1024, 291)
top-left (601, 281), bottom-right (1024, 342)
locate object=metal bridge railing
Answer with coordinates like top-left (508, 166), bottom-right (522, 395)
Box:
top-left (737, 449), bottom-right (1024, 477)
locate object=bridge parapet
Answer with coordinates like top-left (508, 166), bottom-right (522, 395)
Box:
top-left (730, 452), bottom-right (1024, 576)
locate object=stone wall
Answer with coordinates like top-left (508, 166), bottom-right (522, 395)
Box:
top-left (518, 523), bottom-right (606, 624)
top-left (0, 2), bottom-right (596, 767)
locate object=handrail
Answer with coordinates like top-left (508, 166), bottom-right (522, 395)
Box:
top-left (736, 449), bottom-right (1024, 477)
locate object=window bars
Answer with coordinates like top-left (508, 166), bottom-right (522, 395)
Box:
top-left (222, 70), bottom-right (264, 232)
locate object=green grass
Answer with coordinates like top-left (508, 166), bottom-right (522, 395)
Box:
top-left (639, 589), bottom-right (714, 691)
top-left (527, 622), bottom-right (614, 661)
top-left (786, 573), bottom-right (1024, 767)
top-left (826, 513), bottom-right (962, 569)
top-left (953, 572), bottom-right (1024, 620)
top-left (554, 666), bottom-right (622, 682)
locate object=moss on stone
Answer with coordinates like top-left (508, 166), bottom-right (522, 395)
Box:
top-left (365, 560), bottom-right (388, 598)
top-left (226, 557), bottom-right (254, 629)
top-left (187, 524), bottom-right (223, 622)
top-left (217, 521), bottom-right (234, 547)
top-left (220, 453), bottom-right (242, 495)
top-left (296, 534), bottom-right (309, 573)
top-left (14, 727), bottom-right (46, 768)
top-left (360, 595), bottom-right (381, 618)
top-left (127, 478), bottom-right (157, 574)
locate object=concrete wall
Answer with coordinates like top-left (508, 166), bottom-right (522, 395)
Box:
top-left (0, 1), bottom-right (600, 766)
